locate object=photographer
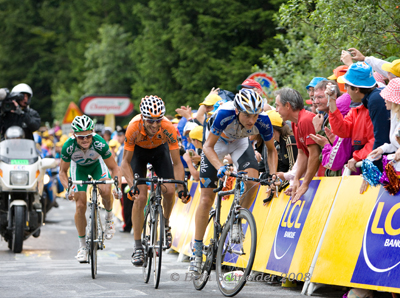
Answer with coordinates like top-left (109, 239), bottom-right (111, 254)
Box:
top-left (0, 83), bottom-right (41, 141)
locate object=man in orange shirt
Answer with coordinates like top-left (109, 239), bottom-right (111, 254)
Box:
top-left (121, 95), bottom-right (189, 267)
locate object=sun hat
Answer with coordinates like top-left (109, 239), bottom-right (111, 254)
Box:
top-left (189, 125), bottom-right (203, 142)
top-left (306, 77), bottom-right (327, 90)
top-left (381, 59), bottom-right (400, 77)
top-left (199, 94), bottom-right (222, 106)
top-left (208, 98), bottom-right (228, 115)
top-left (337, 62), bottom-right (376, 88)
top-left (266, 110), bottom-right (283, 127)
top-left (237, 79), bottom-right (262, 91)
top-left (380, 78), bottom-right (400, 104)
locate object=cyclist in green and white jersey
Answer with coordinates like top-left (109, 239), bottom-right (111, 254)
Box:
top-left (59, 115), bottom-right (122, 263)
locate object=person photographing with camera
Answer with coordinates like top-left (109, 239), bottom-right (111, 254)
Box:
top-left (0, 83), bottom-right (41, 141)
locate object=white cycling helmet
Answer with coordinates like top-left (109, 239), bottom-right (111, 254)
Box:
top-left (71, 115), bottom-right (94, 132)
top-left (140, 95), bottom-right (165, 119)
top-left (11, 83), bottom-right (33, 104)
top-left (234, 89), bottom-right (264, 114)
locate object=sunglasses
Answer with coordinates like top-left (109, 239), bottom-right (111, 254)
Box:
top-left (144, 118), bottom-right (163, 124)
top-left (75, 133), bottom-right (93, 140)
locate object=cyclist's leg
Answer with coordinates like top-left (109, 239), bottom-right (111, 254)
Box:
top-left (130, 145), bottom-right (149, 266)
top-left (230, 138), bottom-right (259, 209)
top-left (189, 150), bottom-right (220, 274)
top-left (93, 158), bottom-right (115, 239)
top-left (70, 161), bottom-right (89, 261)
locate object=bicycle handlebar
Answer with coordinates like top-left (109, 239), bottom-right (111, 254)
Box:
top-left (68, 176), bottom-right (119, 190)
top-left (132, 173), bottom-right (188, 195)
top-left (213, 171), bottom-right (278, 193)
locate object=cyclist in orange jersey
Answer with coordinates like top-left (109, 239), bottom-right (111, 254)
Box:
top-left (121, 95), bottom-right (190, 267)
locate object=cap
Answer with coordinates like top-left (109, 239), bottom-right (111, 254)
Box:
top-left (109, 139), bottom-right (119, 148)
top-left (337, 62), bottom-right (376, 88)
top-left (381, 59), bottom-right (400, 77)
top-left (327, 65), bottom-right (348, 80)
top-left (237, 79), bottom-right (262, 91)
top-left (56, 141), bottom-right (64, 147)
top-left (200, 94), bottom-right (222, 106)
top-left (171, 118), bottom-right (180, 124)
top-left (42, 131), bottom-right (49, 138)
top-left (55, 129), bottom-right (63, 136)
top-left (306, 77), bottom-right (328, 90)
top-left (183, 121), bottom-right (198, 136)
top-left (189, 125), bottom-right (203, 142)
top-left (45, 139), bottom-right (54, 148)
top-left (380, 78), bottom-right (400, 104)
top-left (208, 98), bottom-right (228, 115)
top-left (266, 110), bottom-right (283, 127)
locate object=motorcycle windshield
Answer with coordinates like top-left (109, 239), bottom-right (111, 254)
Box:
top-left (0, 139), bottom-right (39, 164)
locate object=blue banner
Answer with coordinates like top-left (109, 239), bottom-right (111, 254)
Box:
top-left (266, 180), bottom-right (320, 273)
top-left (351, 188), bottom-right (400, 288)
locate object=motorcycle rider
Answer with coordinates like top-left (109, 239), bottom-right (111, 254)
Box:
top-left (0, 83), bottom-right (41, 141)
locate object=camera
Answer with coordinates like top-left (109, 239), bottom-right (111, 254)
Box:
top-left (0, 88), bottom-right (25, 114)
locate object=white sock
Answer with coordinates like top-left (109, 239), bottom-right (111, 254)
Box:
top-left (105, 210), bottom-right (113, 221)
top-left (78, 236), bottom-right (85, 248)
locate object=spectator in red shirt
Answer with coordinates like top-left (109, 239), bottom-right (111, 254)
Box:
top-left (275, 87), bottom-right (321, 203)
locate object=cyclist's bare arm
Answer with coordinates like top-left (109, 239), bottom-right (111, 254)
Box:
top-left (264, 138), bottom-right (278, 174)
top-left (203, 132), bottom-right (224, 171)
top-left (121, 149), bottom-right (134, 189)
top-left (59, 159), bottom-right (71, 190)
top-left (170, 148), bottom-right (185, 192)
top-left (103, 155), bottom-right (122, 189)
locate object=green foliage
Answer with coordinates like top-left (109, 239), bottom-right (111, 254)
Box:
top-left (263, 0), bottom-right (400, 99)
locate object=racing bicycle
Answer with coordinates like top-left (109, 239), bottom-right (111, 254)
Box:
top-left (193, 170), bottom-right (278, 296)
top-left (68, 176), bottom-right (119, 279)
top-left (131, 165), bottom-right (188, 289)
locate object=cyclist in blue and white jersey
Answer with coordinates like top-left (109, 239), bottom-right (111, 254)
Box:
top-left (189, 89), bottom-right (278, 276)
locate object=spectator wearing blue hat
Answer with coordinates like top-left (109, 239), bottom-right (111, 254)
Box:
top-left (306, 77), bottom-right (328, 114)
top-left (330, 62), bottom-right (390, 172)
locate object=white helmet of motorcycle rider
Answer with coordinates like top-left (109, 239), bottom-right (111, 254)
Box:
top-left (5, 126), bottom-right (25, 139)
top-left (11, 83), bottom-right (33, 105)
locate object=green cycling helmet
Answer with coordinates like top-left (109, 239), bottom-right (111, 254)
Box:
top-left (71, 115), bottom-right (94, 132)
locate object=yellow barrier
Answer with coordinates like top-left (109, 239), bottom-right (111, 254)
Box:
top-left (311, 176), bottom-right (400, 293)
top-left (170, 176), bottom-right (400, 294)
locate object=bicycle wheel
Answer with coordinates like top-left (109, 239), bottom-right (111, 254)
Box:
top-left (91, 199), bottom-right (98, 279)
top-left (215, 208), bottom-right (257, 297)
top-left (152, 204), bottom-right (164, 289)
top-left (193, 214), bottom-right (215, 290)
top-left (142, 206), bottom-right (152, 283)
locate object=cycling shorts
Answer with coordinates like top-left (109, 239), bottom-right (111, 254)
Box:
top-left (199, 138), bottom-right (258, 188)
top-left (130, 143), bottom-right (174, 185)
top-left (69, 158), bottom-right (111, 192)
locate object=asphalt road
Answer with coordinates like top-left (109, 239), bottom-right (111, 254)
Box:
top-left (0, 198), bottom-right (348, 298)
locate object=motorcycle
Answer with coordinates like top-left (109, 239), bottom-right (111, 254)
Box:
top-left (0, 137), bottom-right (56, 253)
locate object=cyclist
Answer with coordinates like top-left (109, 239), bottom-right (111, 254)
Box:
top-left (189, 88), bottom-right (278, 276)
top-left (59, 115), bottom-right (122, 263)
top-left (121, 95), bottom-right (190, 267)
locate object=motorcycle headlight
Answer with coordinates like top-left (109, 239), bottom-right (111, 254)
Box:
top-left (10, 171), bottom-right (29, 186)
top-left (43, 174), bottom-right (50, 185)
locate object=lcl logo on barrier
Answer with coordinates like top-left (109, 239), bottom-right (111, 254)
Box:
top-left (351, 188), bottom-right (400, 288)
top-left (266, 180), bottom-right (320, 273)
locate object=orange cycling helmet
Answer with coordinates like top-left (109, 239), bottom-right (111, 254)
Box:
top-left (140, 95), bottom-right (166, 119)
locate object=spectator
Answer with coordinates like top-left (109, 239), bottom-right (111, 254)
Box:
top-left (275, 87), bottom-right (321, 203)
top-left (336, 62), bottom-right (390, 170)
top-left (183, 125), bottom-right (204, 181)
top-left (381, 59), bottom-right (400, 81)
top-left (102, 127), bottom-right (112, 143)
top-left (327, 65), bottom-right (348, 94)
top-left (369, 78), bottom-right (400, 171)
top-left (306, 77), bottom-right (327, 114)
top-left (267, 110), bottom-right (298, 190)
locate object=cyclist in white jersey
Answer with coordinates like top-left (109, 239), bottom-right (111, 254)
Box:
top-left (189, 89), bottom-right (278, 275)
top-left (59, 115), bottom-right (122, 263)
